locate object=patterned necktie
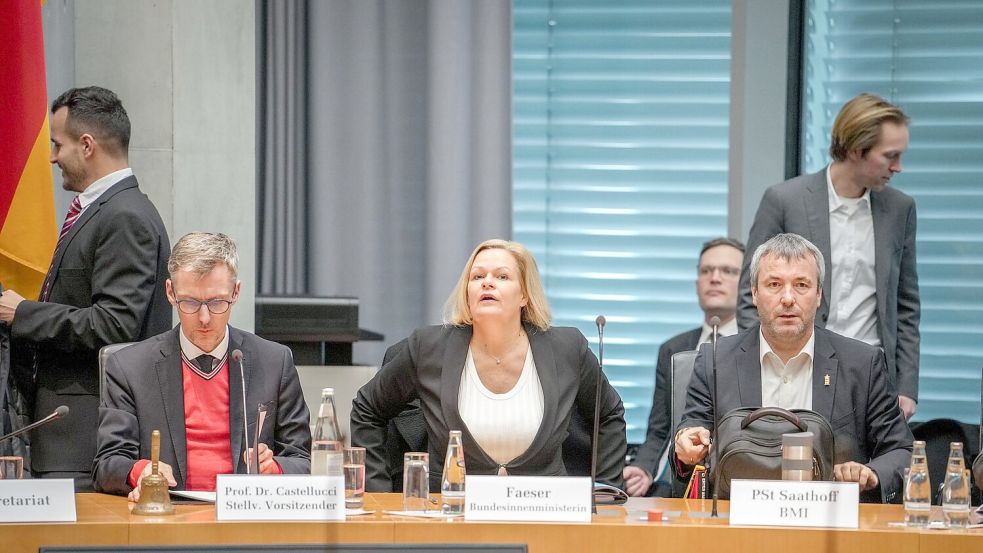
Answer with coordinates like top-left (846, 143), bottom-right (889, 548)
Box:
top-left (195, 354), bottom-right (216, 376)
top-left (39, 196), bottom-right (83, 302)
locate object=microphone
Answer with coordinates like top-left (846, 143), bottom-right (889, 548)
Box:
top-left (231, 349), bottom-right (252, 474)
top-left (0, 405), bottom-right (69, 445)
top-left (708, 315), bottom-right (721, 517)
top-left (590, 315), bottom-right (606, 513)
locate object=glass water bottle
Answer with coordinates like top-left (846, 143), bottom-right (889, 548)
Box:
top-left (441, 430), bottom-right (467, 515)
top-left (311, 388), bottom-right (344, 477)
top-left (941, 441), bottom-right (970, 528)
top-left (903, 440), bottom-right (931, 526)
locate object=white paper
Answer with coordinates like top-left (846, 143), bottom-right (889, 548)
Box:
top-left (170, 490), bottom-right (216, 503)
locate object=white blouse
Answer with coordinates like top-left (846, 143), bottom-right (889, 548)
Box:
top-left (458, 345), bottom-right (545, 473)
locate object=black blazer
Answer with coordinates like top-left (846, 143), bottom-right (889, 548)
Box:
top-left (351, 324), bottom-right (627, 491)
top-left (92, 327), bottom-right (312, 495)
top-left (674, 326), bottom-right (913, 503)
top-left (11, 175), bottom-right (171, 475)
top-left (631, 327), bottom-right (701, 477)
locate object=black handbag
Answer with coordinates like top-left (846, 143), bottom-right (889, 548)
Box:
top-left (713, 406), bottom-right (835, 498)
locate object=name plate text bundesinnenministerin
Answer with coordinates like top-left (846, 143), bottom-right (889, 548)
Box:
top-left (465, 475), bottom-right (592, 523)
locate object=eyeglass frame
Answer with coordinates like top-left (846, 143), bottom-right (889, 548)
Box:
top-left (697, 264), bottom-right (741, 278)
top-left (170, 292), bottom-right (238, 315)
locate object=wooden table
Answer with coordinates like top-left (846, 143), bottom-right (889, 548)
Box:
top-left (2, 493), bottom-right (980, 552)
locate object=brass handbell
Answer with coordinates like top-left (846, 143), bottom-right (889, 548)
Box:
top-left (132, 429), bottom-right (175, 515)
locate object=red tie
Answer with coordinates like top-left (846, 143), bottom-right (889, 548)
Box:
top-left (39, 196), bottom-right (83, 302)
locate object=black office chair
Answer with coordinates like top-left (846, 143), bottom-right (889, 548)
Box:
top-left (98, 342), bottom-right (135, 403)
top-left (910, 418), bottom-right (975, 505)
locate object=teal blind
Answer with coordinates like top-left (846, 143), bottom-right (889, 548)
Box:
top-left (801, 0), bottom-right (983, 423)
top-left (513, 0), bottom-right (732, 442)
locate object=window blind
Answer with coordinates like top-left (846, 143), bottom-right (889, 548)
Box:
top-left (801, 0), bottom-right (983, 423)
top-left (513, 0), bottom-right (732, 442)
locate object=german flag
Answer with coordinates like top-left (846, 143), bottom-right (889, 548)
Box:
top-left (0, 0), bottom-right (57, 300)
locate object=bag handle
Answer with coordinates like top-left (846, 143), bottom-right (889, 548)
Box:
top-left (740, 406), bottom-right (808, 432)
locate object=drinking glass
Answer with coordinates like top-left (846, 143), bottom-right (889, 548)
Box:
top-left (0, 456), bottom-right (24, 480)
top-left (343, 447), bottom-right (366, 509)
top-left (402, 452), bottom-right (429, 511)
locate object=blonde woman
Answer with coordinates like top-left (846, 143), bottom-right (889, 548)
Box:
top-left (352, 239), bottom-right (626, 491)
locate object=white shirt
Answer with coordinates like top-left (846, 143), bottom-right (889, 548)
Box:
top-left (825, 167), bottom-right (880, 347)
top-left (458, 345), bottom-right (544, 473)
top-left (697, 316), bottom-right (738, 346)
top-left (77, 168), bottom-right (134, 211)
top-left (759, 329), bottom-right (815, 410)
top-left (179, 325), bottom-right (231, 362)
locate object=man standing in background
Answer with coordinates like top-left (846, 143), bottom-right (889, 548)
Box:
top-left (738, 93), bottom-right (920, 419)
top-left (0, 86), bottom-right (171, 489)
top-left (624, 237), bottom-right (744, 496)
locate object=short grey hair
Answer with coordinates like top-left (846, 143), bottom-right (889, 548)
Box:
top-left (748, 233), bottom-right (825, 289)
top-left (168, 232), bottom-right (239, 280)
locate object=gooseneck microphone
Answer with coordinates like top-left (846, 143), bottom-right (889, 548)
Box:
top-left (708, 315), bottom-right (721, 517)
top-left (0, 405), bottom-right (69, 445)
top-left (231, 349), bottom-right (251, 474)
top-left (590, 315), bottom-right (606, 513)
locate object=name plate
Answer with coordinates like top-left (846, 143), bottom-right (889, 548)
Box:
top-left (729, 479), bottom-right (858, 528)
top-left (465, 475), bottom-right (591, 522)
top-left (216, 474), bottom-right (344, 521)
top-left (0, 479), bottom-right (76, 522)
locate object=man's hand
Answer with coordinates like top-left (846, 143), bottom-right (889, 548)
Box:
top-left (898, 395), bottom-right (917, 420)
top-left (0, 289), bottom-right (25, 324)
top-left (675, 426), bottom-right (711, 466)
top-left (623, 466), bottom-right (653, 497)
top-left (834, 461), bottom-right (879, 491)
top-left (244, 443), bottom-right (278, 474)
top-left (127, 461), bottom-right (177, 502)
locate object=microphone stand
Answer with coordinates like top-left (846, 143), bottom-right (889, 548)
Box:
top-left (591, 315), bottom-right (606, 514)
top-left (709, 316), bottom-right (720, 517)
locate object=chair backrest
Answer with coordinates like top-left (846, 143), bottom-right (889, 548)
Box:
top-left (669, 350), bottom-right (699, 434)
top-left (98, 342), bottom-right (135, 403)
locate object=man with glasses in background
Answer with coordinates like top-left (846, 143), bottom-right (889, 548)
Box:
top-left (624, 237), bottom-right (745, 496)
top-left (93, 232), bottom-right (311, 500)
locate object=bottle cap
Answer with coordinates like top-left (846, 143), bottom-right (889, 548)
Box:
top-left (647, 509), bottom-right (663, 522)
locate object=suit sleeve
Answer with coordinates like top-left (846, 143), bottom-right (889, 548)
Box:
top-left (574, 333), bottom-right (627, 489)
top-left (271, 348), bottom-right (312, 474)
top-left (351, 335), bottom-right (421, 492)
top-left (92, 353), bottom-right (142, 496)
top-left (863, 349), bottom-right (914, 503)
top-left (974, 452), bottom-right (983, 493)
top-left (738, 186), bottom-right (786, 331)
top-left (12, 207), bottom-right (165, 352)
top-left (894, 200), bottom-right (921, 400)
top-left (631, 341), bottom-right (673, 476)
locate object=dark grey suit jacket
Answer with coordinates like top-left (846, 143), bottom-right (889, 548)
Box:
top-left (11, 175), bottom-right (171, 475)
top-left (351, 324), bottom-right (627, 491)
top-left (738, 168), bottom-right (921, 400)
top-left (92, 327), bottom-right (312, 495)
top-left (675, 326), bottom-right (913, 503)
top-left (631, 327), bottom-right (701, 478)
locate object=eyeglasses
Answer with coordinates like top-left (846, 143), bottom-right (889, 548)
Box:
top-left (698, 265), bottom-right (741, 278)
top-left (174, 297), bottom-right (235, 315)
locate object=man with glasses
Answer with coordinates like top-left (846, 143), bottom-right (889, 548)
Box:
top-left (93, 232), bottom-right (311, 500)
top-left (624, 237), bottom-right (745, 496)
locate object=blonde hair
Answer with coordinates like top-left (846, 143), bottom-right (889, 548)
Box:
top-left (168, 232), bottom-right (239, 280)
top-left (829, 93), bottom-right (910, 162)
top-left (443, 239), bottom-right (551, 331)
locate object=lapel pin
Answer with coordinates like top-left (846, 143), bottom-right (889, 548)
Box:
top-left (824, 373), bottom-right (830, 387)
